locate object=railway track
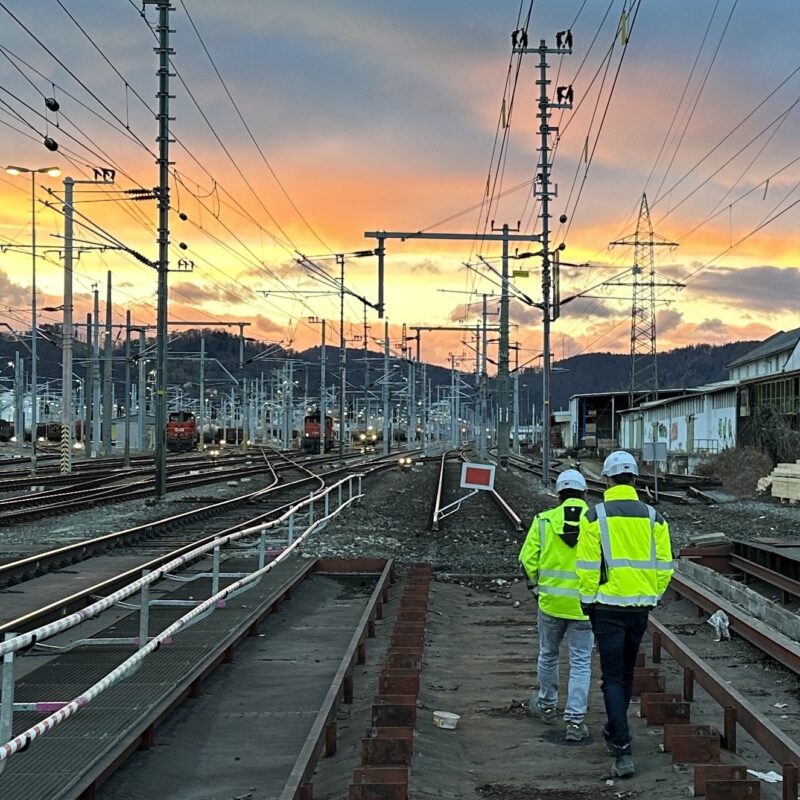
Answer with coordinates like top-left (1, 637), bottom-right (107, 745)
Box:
top-left (0, 449), bottom-right (262, 490)
top-left (0, 448), bottom-right (365, 526)
top-left (0, 449), bottom-right (414, 636)
top-left (505, 451), bottom-right (716, 505)
top-left (429, 449), bottom-right (522, 532)
top-left (0, 477), bottom-right (392, 799)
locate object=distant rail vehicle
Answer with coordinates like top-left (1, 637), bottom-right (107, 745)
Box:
top-left (166, 411), bottom-right (199, 452)
top-left (303, 412), bottom-right (334, 453)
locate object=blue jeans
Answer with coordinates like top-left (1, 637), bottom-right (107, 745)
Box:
top-left (537, 610), bottom-right (593, 723)
top-left (589, 607), bottom-right (649, 748)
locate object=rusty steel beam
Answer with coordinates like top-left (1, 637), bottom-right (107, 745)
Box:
top-left (729, 553), bottom-right (800, 600)
top-left (670, 571), bottom-right (800, 676)
top-left (649, 616), bottom-right (800, 800)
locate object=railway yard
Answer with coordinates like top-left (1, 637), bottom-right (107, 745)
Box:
top-left (0, 445), bottom-right (796, 800)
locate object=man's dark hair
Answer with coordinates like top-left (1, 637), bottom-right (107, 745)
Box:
top-left (558, 488), bottom-right (586, 501)
top-left (609, 472), bottom-right (635, 486)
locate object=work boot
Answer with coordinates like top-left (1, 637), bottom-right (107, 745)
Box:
top-left (564, 721), bottom-right (589, 742)
top-left (529, 699), bottom-right (556, 724)
top-left (610, 743), bottom-right (635, 778)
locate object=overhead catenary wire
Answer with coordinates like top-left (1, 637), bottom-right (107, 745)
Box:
top-left (3, 3), bottom-right (351, 345)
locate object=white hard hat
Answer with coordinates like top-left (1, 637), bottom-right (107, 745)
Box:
top-left (555, 469), bottom-right (587, 493)
top-left (602, 450), bottom-right (639, 477)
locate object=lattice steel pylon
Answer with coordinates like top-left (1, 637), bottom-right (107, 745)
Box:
top-left (610, 194), bottom-right (680, 406)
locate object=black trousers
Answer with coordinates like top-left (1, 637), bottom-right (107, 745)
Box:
top-left (589, 607), bottom-right (649, 748)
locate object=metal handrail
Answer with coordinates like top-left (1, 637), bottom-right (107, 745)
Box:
top-left (0, 473), bottom-right (361, 660)
top-left (0, 475), bottom-right (364, 764)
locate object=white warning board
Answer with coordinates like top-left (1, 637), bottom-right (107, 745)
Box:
top-left (460, 462), bottom-right (496, 491)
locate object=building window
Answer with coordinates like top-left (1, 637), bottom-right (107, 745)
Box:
top-left (751, 377), bottom-right (795, 415)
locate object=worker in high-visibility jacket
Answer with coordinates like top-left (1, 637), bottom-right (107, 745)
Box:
top-left (519, 469), bottom-right (593, 742)
top-left (576, 450), bottom-right (674, 778)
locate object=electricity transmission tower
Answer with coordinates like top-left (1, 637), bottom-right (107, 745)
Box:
top-left (610, 194), bottom-right (680, 405)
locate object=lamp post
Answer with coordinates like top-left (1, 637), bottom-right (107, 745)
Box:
top-left (5, 165), bottom-right (61, 475)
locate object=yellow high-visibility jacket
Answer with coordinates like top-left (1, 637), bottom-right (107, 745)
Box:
top-left (519, 498), bottom-right (589, 620)
top-left (576, 484), bottom-right (674, 608)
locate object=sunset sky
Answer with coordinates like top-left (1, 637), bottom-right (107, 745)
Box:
top-left (0, 0), bottom-right (798, 370)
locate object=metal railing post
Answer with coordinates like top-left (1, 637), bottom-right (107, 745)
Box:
top-left (338, 482), bottom-right (343, 508)
top-left (288, 512), bottom-right (294, 545)
top-left (138, 572), bottom-right (150, 650)
top-left (258, 531), bottom-right (266, 570)
top-left (324, 491), bottom-right (329, 518)
top-left (348, 476), bottom-right (353, 501)
top-left (0, 632), bottom-right (15, 760)
top-left (212, 544), bottom-right (221, 596)
top-left (308, 492), bottom-right (315, 525)
top-left (358, 475), bottom-right (362, 499)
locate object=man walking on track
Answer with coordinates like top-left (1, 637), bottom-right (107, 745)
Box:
top-left (576, 451), bottom-right (674, 777)
top-left (519, 469), bottom-right (593, 742)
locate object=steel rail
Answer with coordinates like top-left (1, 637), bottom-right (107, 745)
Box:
top-left (489, 488), bottom-right (523, 531)
top-left (649, 615), bottom-right (800, 800)
top-left (430, 452), bottom-right (449, 531)
top-left (279, 559), bottom-right (393, 800)
top-left (461, 452), bottom-right (523, 531)
top-left (0, 473), bottom-right (363, 661)
top-left (0, 452), bottom-right (410, 635)
top-left (670, 571), bottom-right (800, 676)
top-left (0, 458), bottom-right (281, 588)
top-left (729, 552), bottom-right (800, 601)
top-left (0, 449), bottom-right (375, 586)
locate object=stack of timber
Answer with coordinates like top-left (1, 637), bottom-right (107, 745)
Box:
top-left (769, 460), bottom-right (800, 503)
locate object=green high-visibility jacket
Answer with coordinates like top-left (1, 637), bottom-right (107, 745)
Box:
top-left (519, 498), bottom-right (589, 621)
top-left (576, 484), bottom-right (674, 608)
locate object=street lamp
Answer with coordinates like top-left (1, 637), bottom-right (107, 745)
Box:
top-left (5, 165), bottom-right (61, 474)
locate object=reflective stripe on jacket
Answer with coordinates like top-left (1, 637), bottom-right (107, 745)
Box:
top-left (519, 498), bottom-right (589, 620)
top-left (576, 484), bottom-right (674, 608)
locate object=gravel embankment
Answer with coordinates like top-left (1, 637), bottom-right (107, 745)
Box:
top-left (306, 459), bottom-right (800, 573)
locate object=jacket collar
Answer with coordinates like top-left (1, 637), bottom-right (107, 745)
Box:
top-left (561, 497), bottom-right (589, 509)
top-left (603, 484), bottom-right (639, 502)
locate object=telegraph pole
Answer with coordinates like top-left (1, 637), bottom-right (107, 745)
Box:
top-left (91, 285), bottom-right (100, 457)
top-left (146, 0), bottom-right (173, 500)
top-left (382, 320), bottom-right (390, 455)
top-left (494, 222), bottom-right (516, 467)
top-left (337, 254), bottom-right (346, 457)
top-left (60, 177), bottom-right (74, 473)
top-left (199, 336), bottom-right (205, 451)
top-left (513, 35), bottom-right (573, 487)
top-left (137, 328), bottom-right (146, 450)
top-left (102, 271), bottom-right (113, 456)
top-left (124, 310), bottom-right (131, 466)
top-left (320, 321), bottom-right (326, 455)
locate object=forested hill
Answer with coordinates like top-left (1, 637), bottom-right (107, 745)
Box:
top-left (538, 340), bottom-right (758, 409)
top-left (0, 328), bottom-right (759, 412)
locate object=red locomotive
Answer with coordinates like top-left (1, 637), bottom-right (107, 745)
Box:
top-left (302, 412), bottom-right (334, 453)
top-left (166, 411), bottom-right (199, 452)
